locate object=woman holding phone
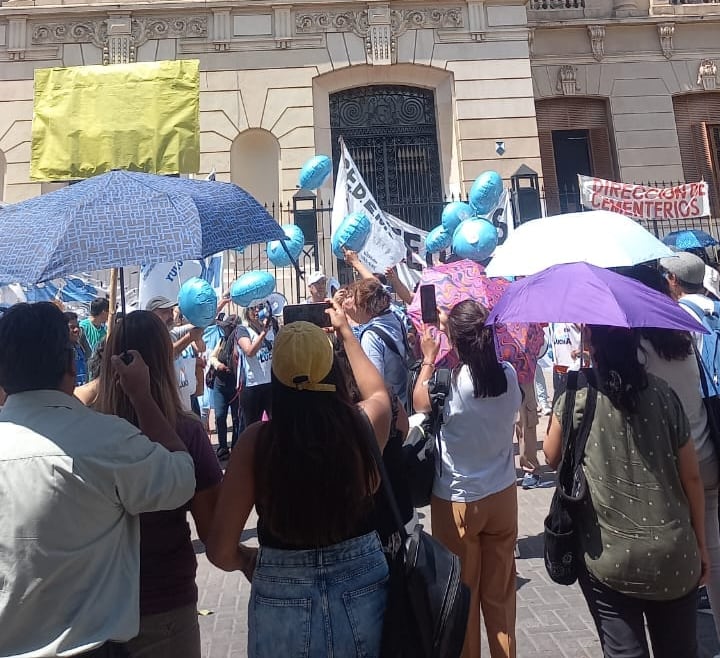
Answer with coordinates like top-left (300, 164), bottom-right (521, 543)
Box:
top-left (236, 303), bottom-right (277, 424)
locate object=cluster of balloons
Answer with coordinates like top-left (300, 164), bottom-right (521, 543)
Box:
top-left (425, 171), bottom-right (502, 262)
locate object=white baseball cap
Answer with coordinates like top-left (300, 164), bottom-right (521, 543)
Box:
top-left (308, 271), bottom-right (326, 286)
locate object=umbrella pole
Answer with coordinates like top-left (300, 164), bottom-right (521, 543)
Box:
top-left (280, 240), bottom-right (303, 280)
top-left (118, 267), bottom-right (129, 359)
top-left (107, 268), bottom-right (119, 338)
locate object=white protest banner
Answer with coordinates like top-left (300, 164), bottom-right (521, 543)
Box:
top-left (138, 254), bottom-right (224, 311)
top-left (332, 141), bottom-right (407, 272)
top-left (332, 142), bottom-right (515, 283)
top-left (578, 175), bottom-right (711, 220)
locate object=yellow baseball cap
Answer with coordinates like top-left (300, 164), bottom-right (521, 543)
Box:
top-left (272, 321), bottom-right (336, 392)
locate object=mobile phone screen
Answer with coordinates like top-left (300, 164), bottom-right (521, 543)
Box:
top-left (283, 303), bottom-right (332, 328)
top-left (419, 285), bottom-right (438, 324)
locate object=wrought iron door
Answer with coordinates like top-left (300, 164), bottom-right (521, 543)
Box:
top-left (330, 85), bottom-right (443, 231)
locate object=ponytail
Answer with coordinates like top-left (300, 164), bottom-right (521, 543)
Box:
top-left (447, 300), bottom-right (507, 398)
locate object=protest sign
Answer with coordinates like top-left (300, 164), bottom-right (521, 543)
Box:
top-left (138, 255), bottom-right (224, 312)
top-left (578, 175), bottom-right (711, 220)
top-left (332, 142), bottom-right (514, 282)
top-left (31, 60), bottom-right (200, 180)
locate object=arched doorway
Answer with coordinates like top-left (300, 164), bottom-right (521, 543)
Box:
top-left (230, 129), bottom-right (281, 205)
top-left (330, 85), bottom-right (443, 231)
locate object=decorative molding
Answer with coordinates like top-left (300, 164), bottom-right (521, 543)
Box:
top-left (557, 64), bottom-right (579, 96)
top-left (295, 7), bottom-right (463, 37)
top-left (658, 22), bottom-right (674, 59)
top-left (211, 9), bottom-right (231, 52)
top-left (698, 59), bottom-right (718, 91)
top-left (366, 5), bottom-right (392, 65)
top-left (467, 0), bottom-right (486, 41)
top-left (31, 16), bottom-right (208, 57)
top-left (274, 7), bottom-right (293, 50)
top-left (587, 25), bottom-right (605, 61)
top-left (7, 15), bottom-right (27, 60)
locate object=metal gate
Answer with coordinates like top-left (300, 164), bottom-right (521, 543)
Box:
top-left (330, 85), bottom-right (443, 231)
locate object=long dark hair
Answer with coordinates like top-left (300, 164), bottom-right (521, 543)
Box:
top-left (588, 325), bottom-right (648, 415)
top-left (618, 265), bottom-right (693, 361)
top-left (446, 299), bottom-right (507, 398)
top-left (254, 360), bottom-right (378, 547)
top-left (96, 310), bottom-right (188, 429)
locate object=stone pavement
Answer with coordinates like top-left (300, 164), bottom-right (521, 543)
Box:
top-left (192, 449), bottom-right (720, 658)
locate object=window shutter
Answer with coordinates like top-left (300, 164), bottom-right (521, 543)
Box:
top-left (588, 127), bottom-right (616, 181)
top-left (691, 123), bottom-right (717, 214)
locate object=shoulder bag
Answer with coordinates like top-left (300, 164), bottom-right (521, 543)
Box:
top-left (543, 369), bottom-right (597, 586)
top-left (363, 415), bottom-right (470, 658)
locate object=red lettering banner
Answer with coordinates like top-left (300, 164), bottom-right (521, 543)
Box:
top-left (578, 175), bottom-right (710, 220)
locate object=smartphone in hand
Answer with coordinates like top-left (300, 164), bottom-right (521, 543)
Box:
top-left (283, 303), bottom-right (332, 328)
top-left (419, 285), bottom-right (439, 324)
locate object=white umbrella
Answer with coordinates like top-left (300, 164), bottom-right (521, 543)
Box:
top-left (485, 210), bottom-right (675, 278)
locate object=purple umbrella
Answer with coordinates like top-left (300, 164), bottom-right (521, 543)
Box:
top-left (486, 262), bottom-right (707, 333)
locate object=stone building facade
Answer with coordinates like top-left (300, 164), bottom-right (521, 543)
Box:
top-left (0, 0), bottom-right (719, 224)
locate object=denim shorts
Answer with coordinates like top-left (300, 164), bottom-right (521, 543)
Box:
top-left (249, 531), bottom-right (389, 658)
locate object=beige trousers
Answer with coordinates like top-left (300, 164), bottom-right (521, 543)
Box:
top-left (431, 485), bottom-right (518, 658)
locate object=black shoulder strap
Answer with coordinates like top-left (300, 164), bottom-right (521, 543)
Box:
top-left (360, 411), bottom-right (408, 542)
top-left (362, 325), bottom-right (402, 357)
top-left (558, 369), bottom-right (598, 492)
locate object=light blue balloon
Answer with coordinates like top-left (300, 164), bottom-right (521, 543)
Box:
top-left (469, 171), bottom-right (503, 215)
top-left (267, 224), bottom-right (305, 268)
top-left (425, 225), bottom-right (452, 254)
top-left (441, 201), bottom-right (474, 233)
top-left (178, 277), bottom-right (219, 329)
top-left (298, 155), bottom-right (332, 190)
top-left (332, 212), bottom-right (372, 259)
top-left (452, 219), bottom-right (498, 262)
top-left (230, 271), bottom-right (276, 307)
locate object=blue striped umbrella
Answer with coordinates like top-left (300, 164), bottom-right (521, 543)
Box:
top-left (0, 170), bottom-right (285, 284)
top-left (662, 229), bottom-right (718, 250)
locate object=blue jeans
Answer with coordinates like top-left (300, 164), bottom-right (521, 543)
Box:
top-left (212, 380), bottom-right (240, 450)
top-left (249, 532), bottom-right (389, 658)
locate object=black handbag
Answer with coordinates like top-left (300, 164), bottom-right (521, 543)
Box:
top-left (402, 368), bottom-right (452, 508)
top-left (364, 417), bottom-right (470, 658)
top-left (543, 370), bottom-right (597, 586)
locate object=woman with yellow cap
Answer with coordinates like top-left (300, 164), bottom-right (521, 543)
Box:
top-left (206, 299), bottom-right (392, 658)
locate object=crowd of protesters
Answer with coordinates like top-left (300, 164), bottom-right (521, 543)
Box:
top-left (2, 248), bottom-right (720, 658)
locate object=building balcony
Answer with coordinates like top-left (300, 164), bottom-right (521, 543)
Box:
top-left (527, 0), bottom-right (616, 22)
top-left (652, 0), bottom-right (720, 15)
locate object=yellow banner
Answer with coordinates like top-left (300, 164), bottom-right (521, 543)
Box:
top-left (31, 60), bottom-right (200, 180)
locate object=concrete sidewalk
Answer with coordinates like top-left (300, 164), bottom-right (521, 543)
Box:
top-left (192, 457), bottom-right (720, 657)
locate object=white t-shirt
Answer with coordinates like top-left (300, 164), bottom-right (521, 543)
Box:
top-left (434, 363), bottom-right (522, 503)
top-left (236, 324), bottom-right (274, 387)
top-left (639, 338), bottom-right (713, 462)
top-left (551, 323), bottom-right (581, 370)
top-left (170, 325), bottom-right (196, 412)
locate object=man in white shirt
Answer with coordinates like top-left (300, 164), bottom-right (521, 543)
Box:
top-left (0, 302), bottom-right (196, 657)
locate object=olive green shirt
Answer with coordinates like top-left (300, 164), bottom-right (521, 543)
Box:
top-left (554, 374), bottom-right (699, 601)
